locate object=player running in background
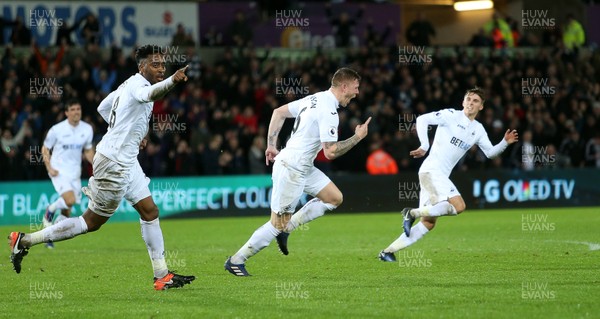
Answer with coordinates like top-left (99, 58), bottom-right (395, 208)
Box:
top-left (41, 100), bottom-right (94, 249)
top-left (379, 87), bottom-right (518, 262)
top-left (225, 67), bottom-right (371, 276)
top-left (9, 45), bottom-right (195, 290)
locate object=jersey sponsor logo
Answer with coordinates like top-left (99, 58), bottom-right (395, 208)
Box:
top-left (449, 136), bottom-right (471, 151)
top-left (62, 144), bottom-right (83, 150)
top-left (457, 124), bottom-right (466, 130)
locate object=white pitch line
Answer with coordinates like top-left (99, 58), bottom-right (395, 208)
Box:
top-left (561, 241), bottom-right (600, 251)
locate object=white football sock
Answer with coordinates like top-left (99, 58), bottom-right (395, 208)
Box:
top-left (48, 196), bottom-right (69, 212)
top-left (284, 198), bottom-right (336, 232)
top-left (410, 201), bottom-right (457, 218)
top-left (140, 218), bottom-right (168, 279)
top-left (231, 221), bottom-right (280, 264)
top-left (383, 222), bottom-right (429, 253)
top-left (25, 216), bottom-right (88, 247)
top-left (54, 213), bottom-right (68, 224)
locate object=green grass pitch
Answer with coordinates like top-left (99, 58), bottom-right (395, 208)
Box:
top-left (1, 207), bottom-right (598, 318)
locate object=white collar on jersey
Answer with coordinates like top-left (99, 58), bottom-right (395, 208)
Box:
top-left (325, 89), bottom-right (340, 109)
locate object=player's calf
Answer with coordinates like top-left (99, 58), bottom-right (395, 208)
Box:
top-left (420, 216), bottom-right (437, 231)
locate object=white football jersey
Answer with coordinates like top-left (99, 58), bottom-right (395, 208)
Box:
top-left (96, 73), bottom-right (155, 167)
top-left (276, 90), bottom-right (339, 171)
top-left (43, 119), bottom-right (93, 178)
top-left (416, 108), bottom-right (508, 177)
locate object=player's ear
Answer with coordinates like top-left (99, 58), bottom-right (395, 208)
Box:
top-left (137, 59), bottom-right (145, 73)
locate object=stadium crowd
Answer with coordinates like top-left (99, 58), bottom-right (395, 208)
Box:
top-left (1, 21), bottom-right (599, 181)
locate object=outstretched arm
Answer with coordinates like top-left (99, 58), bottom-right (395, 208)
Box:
top-left (322, 117), bottom-right (371, 160)
top-left (135, 65), bottom-right (189, 102)
top-left (478, 129), bottom-right (519, 158)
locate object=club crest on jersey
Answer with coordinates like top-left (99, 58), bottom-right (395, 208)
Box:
top-left (329, 127), bottom-right (337, 137)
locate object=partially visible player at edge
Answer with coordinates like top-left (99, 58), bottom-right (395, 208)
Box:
top-left (225, 67), bottom-right (371, 276)
top-left (41, 99), bottom-right (94, 249)
top-left (9, 45), bottom-right (195, 290)
top-left (379, 87), bottom-right (519, 262)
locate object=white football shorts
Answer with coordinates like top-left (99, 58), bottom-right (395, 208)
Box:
top-left (418, 171), bottom-right (461, 207)
top-left (84, 153), bottom-right (151, 217)
top-left (49, 173), bottom-right (82, 203)
top-left (270, 159), bottom-right (331, 214)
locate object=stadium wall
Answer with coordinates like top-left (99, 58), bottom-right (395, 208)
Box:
top-left (0, 168), bottom-right (598, 226)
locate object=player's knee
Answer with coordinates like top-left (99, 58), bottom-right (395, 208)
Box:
top-left (454, 201), bottom-right (466, 214)
top-left (270, 219), bottom-right (285, 231)
top-left (327, 193), bottom-right (343, 208)
top-left (64, 197), bottom-right (76, 207)
top-left (143, 204), bottom-right (159, 221)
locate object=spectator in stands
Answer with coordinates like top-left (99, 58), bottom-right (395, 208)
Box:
top-left (55, 16), bottom-right (86, 46)
top-left (483, 12), bottom-right (513, 48)
top-left (227, 10), bottom-right (253, 47)
top-left (469, 28), bottom-right (493, 47)
top-left (543, 144), bottom-right (570, 169)
top-left (325, 3), bottom-right (364, 47)
top-left (81, 13), bottom-right (100, 45)
top-left (248, 135), bottom-right (266, 174)
top-left (511, 130), bottom-right (535, 171)
top-left (10, 17), bottom-right (31, 46)
top-left (184, 31), bottom-right (196, 47)
top-left (202, 26), bottom-right (223, 47)
top-left (559, 130), bottom-right (586, 167)
top-left (406, 12), bottom-right (436, 46)
top-left (364, 19), bottom-right (393, 47)
top-left (202, 134), bottom-right (222, 175)
top-left (506, 17), bottom-right (520, 47)
top-left (31, 41), bottom-right (66, 76)
top-left (366, 141), bottom-right (398, 175)
top-left (171, 24), bottom-right (187, 46)
top-left (169, 139), bottom-right (195, 175)
top-left (562, 13), bottom-right (585, 52)
top-left (585, 134), bottom-right (600, 168)
top-left (184, 48), bottom-right (201, 81)
top-left (0, 17), bottom-right (18, 45)
top-left (92, 65), bottom-right (117, 96)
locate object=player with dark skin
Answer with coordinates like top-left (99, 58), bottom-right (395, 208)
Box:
top-left (10, 46), bottom-right (194, 290)
top-left (82, 56), bottom-right (188, 233)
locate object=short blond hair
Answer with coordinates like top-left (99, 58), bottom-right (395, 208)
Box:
top-left (331, 67), bottom-right (361, 87)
